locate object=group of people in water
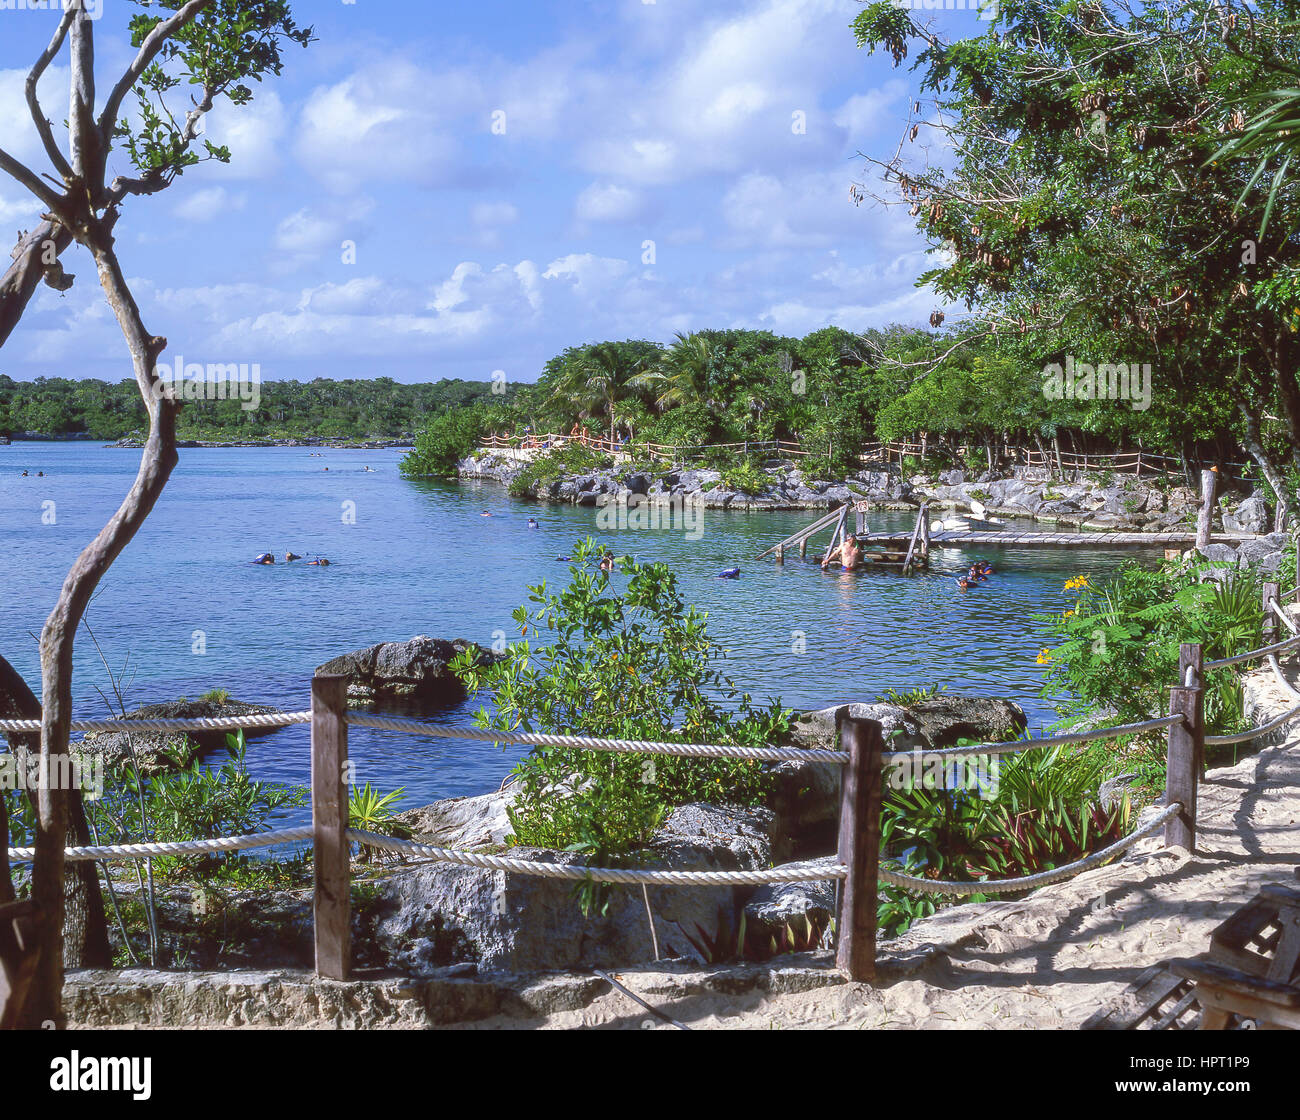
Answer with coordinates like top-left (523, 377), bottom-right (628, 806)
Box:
top-left (251, 551), bottom-right (331, 566)
top-left (18, 471), bottom-right (45, 477)
top-left (819, 533), bottom-right (995, 591)
top-left (956, 560), bottom-right (994, 589)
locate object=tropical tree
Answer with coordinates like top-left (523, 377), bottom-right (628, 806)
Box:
top-left (0, 0), bottom-right (313, 1028)
top-left (633, 331), bottom-right (720, 412)
top-left (851, 0), bottom-right (1300, 514)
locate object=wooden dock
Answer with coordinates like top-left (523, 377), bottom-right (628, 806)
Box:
top-left (858, 528), bottom-right (1255, 550)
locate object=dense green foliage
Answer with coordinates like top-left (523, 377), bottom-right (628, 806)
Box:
top-left (0, 374), bottom-right (505, 442)
top-left (853, 0), bottom-right (1300, 511)
top-left (453, 537), bottom-right (793, 912)
top-left (1035, 560), bottom-right (1262, 737)
top-left (879, 743), bottom-right (1131, 935)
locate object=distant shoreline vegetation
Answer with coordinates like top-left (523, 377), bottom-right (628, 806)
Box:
top-left (0, 374), bottom-right (511, 443)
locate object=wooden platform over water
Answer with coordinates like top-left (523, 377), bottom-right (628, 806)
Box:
top-left (859, 528), bottom-right (1256, 550)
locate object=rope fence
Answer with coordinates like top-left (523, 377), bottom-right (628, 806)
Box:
top-left (878, 804), bottom-right (1182, 896)
top-left (6, 826), bottom-right (312, 864)
top-left (7, 593), bottom-right (1300, 983)
top-left (0, 712), bottom-right (311, 735)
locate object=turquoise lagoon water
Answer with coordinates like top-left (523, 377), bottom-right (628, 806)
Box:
top-left (0, 441), bottom-right (1157, 813)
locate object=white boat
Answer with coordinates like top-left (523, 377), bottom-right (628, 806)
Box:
top-left (930, 516), bottom-right (970, 532)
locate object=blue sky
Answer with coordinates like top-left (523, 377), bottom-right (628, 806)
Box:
top-left (0, 0), bottom-right (983, 384)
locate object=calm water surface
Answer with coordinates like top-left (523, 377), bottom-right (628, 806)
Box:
top-left (0, 442), bottom-right (1158, 818)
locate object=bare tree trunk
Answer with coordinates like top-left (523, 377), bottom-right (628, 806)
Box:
top-left (25, 234), bottom-right (177, 1028)
top-left (1237, 401), bottom-right (1295, 529)
top-left (0, 654), bottom-right (110, 969)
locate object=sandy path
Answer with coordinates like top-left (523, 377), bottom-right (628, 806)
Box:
top-left (462, 666), bottom-right (1300, 1029)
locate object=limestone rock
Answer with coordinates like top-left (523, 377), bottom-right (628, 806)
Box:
top-left (316, 635), bottom-right (500, 709)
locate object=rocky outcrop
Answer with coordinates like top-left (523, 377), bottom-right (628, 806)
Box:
top-left (770, 698), bottom-right (1027, 853)
top-left (457, 449), bottom-right (1280, 535)
top-left (369, 802), bottom-right (779, 974)
top-left (1196, 530), bottom-right (1289, 574)
top-left (64, 957), bottom-right (843, 1028)
top-left (316, 635), bottom-right (500, 709)
top-left (74, 697), bottom-right (285, 774)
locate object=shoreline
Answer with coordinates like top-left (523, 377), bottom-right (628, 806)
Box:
top-left (454, 449), bottom-right (1278, 541)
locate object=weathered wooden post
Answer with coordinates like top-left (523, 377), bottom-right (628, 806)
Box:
top-left (1196, 468), bottom-right (1218, 550)
top-left (1179, 643), bottom-right (1205, 778)
top-left (1263, 581), bottom-right (1280, 647)
top-left (312, 673), bottom-right (351, 980)
top-left (836, 709), bottom-right (885, 982)
top-left (1164, 643), bottom-right (1204, 852)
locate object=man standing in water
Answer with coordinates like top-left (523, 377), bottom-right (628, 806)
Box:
top-left (822, 536), bottom-right (862, 571)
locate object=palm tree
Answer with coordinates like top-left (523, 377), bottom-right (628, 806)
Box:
top-left (631, 331), bottom-right (718, 412)
top-left (546, 342), bottom-right (645, 446)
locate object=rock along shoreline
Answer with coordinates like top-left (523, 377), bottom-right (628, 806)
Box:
top-left (457, 451), bottom-right (1283, 563)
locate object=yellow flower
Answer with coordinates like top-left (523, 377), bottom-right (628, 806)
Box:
top-left (1036, 648), bottom-right (1052, 665)
top-left (1064, 609), bottom-right (1074, 617)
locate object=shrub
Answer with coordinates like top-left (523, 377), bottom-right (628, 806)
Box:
top-left (401, 407), bottom-right (485, 478)
top-left (721, 457), bottom-right (770, 496)
top-left (507, 442), bottom-right (612, 498)
top-left (1034, 559), bottom-right (1261, 741)
top-left (452, 537), bottom-right (792, 911)
top-left (878, 740), bottom-right (1129, 936)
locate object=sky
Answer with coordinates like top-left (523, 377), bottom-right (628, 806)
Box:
top-left (0, 0), bottom-right (985, 385)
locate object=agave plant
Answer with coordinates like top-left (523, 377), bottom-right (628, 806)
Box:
top-left (348, 783), bottom-right (411, 864)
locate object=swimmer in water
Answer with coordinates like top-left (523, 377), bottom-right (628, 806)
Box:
top-left (527, 518), bottom-right (539, 529)
top-left (285, 551), bottom-right (301, 562)
top-left (599, 551), bottom-right (615, 572)
top-left (308, 557), bottom-right (331, 566)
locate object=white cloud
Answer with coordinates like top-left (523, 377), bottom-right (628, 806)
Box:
top-left (834, 81), bottom-right (909, 137)
top-left (0, 64), bottom-right (69, 170)
top-left (574, 182), bottom-right (646, 223)
top-left (295, 62), bottom-right (477, 193)
top-left (202, 92), bottom-right (288, 180)
top-left (173, 187), bottom-right (246, 223)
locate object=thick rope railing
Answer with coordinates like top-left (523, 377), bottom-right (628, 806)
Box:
top-left (1205, 700), bottom-right (1300, 746)
top-left (880, 714), bottom-right (1184, 763)
top-left (343, 711), bottom-right (850, 764)
top-left (1269, 598), bottom-right (1299, 636)
top-left (6, 826), bottom-right (312, 864)
top-left (0, 712), bottom-right (312, 734)
top-left (345, 830), bottom-right (846, 884)
top-left (1205, 633), bottom-right (1300, 669)
top-left (878, 803), bottom-right (1182, 896)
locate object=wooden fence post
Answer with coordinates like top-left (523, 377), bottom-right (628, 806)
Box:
top-left (1165, 644), bottom-right (1204, 852)
top-left (1263, 581), bottom-right (1280, 647)
top-left (1196, 468), bottom-right (1217, 549)
top-left (312, 673), bottom-right (351, 980)
top-left (836, 709), bottom-right (884, 982)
